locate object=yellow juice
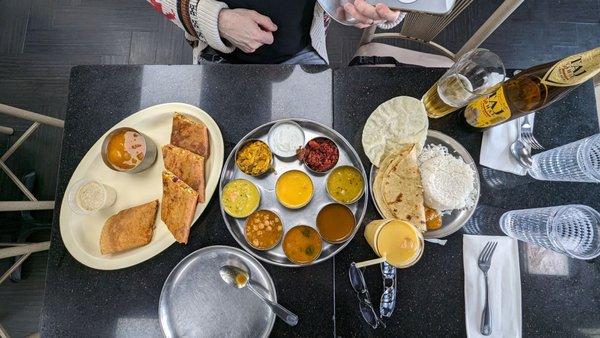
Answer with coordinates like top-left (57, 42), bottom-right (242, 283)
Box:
top-left (364, 219), bottom-right (424, 268)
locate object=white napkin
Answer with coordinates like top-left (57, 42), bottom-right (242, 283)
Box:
top-left (463, 235), bottom-right (522, 338)
top-left (480, 115), bottom-right (535, 176)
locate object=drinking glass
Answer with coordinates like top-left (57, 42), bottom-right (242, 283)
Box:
top-left (528, 134), bottom-right (600, 182)
top-left (500, 205), bottom-right (600, 259)
top-left (422, 48), bottom-right (505, 118)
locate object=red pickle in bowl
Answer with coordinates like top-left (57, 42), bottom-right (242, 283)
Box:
top-left (297, 137), bottom-right (339, 173)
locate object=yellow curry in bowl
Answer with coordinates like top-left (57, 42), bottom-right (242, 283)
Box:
top-left (275, 170), bottom-right (313, 209)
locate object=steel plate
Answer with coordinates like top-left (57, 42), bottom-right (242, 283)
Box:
top-left (369, 130), bottom-right (480, 238)
top-left (159, 246), bottom-right (276, 338)
top-left (219, 119), bottom-right (369, 267)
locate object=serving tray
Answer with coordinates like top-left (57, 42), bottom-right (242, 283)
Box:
top-left (219, 119), bottom-right (368, 267)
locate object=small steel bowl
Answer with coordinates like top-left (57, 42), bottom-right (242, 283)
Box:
top-left (101, 127), bottom-right (157, 173)
top-left (267, 120), bottom-right (305, 158)
top-left (316, 203), bottom-right (356, 244)
top-left (275, 170), bottom-right (314, 209)
top-left (282, 225), bottom-right (323, 264)
top-left (235, 139), bottom-right (274, 177)
top-left (221, 179), bottom-right (261, 218)
top-left (299, 136), bottom-right (339, 174)
top-left (325, 165), bottom-right (365, 205)
top-left (244, 209), bottom-right (284, 251)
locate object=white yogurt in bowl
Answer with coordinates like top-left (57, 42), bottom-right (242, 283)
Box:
top-left (268, 121), bottom-right (305, 158)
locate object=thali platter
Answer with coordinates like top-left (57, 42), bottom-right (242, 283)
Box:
top-left (370, 130), bottom-right (480, 239)
top-left (59, 102), bottom-right (224, 270)
top-left (219, 119), bottom-right (368, 267)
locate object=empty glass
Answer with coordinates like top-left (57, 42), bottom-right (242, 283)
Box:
top-left (528, 134), bottom-right (600, 182)
top-left (500, 205), bottom-right (600, 260)
top-left (422, 48), bottom-right (505, 118)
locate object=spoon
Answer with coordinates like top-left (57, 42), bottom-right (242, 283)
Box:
top-left (219, 265), bottom-right (298, 326)
top-left (510, 139), bottom-right (533, 169)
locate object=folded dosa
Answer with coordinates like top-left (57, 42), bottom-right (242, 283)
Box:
top-left (100, 200), bottom-right (159, 255)
top-left (161, 170), bottom-right (198, 244)
top-left (170, 113), bottom-right (210, 158)
top-left (162, 144), bottom-right (205, 203)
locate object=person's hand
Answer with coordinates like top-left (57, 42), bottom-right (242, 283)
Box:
top-left (218, 9), bottom-right (277, 53)
top-left (343, 0), bottom-right (400, 28)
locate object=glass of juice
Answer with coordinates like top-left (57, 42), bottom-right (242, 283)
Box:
top-left (363, 219), bottom-right (424, 268)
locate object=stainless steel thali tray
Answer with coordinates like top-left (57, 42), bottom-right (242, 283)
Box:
top-left (219, 119), bottom-right (369, 267)
top-left (370, 130), bottom-right (480, 239)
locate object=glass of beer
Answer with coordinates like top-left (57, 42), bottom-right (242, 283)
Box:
top-left (422, 48), bottom-right (505, 118)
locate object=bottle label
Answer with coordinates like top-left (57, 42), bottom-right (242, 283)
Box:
top-left (465, 86), bottom-right (512, 128)
top-left (541, 47), bottom-right (600, 87)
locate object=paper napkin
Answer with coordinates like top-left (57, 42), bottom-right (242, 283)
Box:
top-left (480, 115), bottom-right (535, 176)
top-left (463, 235), bottom-right (522, 338)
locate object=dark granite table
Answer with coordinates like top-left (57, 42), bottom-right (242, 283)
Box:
top-left (41, 65), bottom-right (600, 337)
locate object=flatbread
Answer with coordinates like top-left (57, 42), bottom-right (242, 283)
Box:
top-left (362, 96), bottom-right (428, 166)
top-left (170, 113), bottom-right (210, 158)
top-left (162, 144), bottom-right (205, 203)
top-left (374, 144), bottom-right (427, 232)
top-left (100, 200), bottom-right (159, 255)
top-left (161, 170), bottom-right (198, 244)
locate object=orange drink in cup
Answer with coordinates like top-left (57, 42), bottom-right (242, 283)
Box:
top-left (360, 219), bottom-right (424, 268)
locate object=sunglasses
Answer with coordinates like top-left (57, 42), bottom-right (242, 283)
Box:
top-left (348, 262), bottom-right (387, 329)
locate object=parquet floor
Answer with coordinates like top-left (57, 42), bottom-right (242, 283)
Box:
top-left (0, 0), bottom-right (598, 336)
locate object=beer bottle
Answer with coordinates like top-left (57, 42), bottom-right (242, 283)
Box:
top-left (463, 47), bottom-right (600, 130)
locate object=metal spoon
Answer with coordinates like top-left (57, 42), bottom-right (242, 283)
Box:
top-left (219, 265), bottom-right (298, 326)
top-left (509, 139), bottom-right (533, 169)
top-left (510, 117), bottom-right (533, 170)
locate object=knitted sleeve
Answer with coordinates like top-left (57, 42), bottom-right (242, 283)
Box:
top-left (146, 0), bottom-right (234, 53)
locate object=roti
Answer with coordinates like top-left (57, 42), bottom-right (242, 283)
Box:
top-left (162, 144), bottom-right (206, 203)
top-left (100, 200), bottom-right (159, 255)
top-left (161, 170), bottom-right (199, 244)
top-left (362, 96), bottom-right (428, 167)
top-left (170, 113), bottom-right (210, 158)
top-left (374, 144), bottom-right (427, 232)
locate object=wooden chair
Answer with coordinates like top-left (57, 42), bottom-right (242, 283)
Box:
top-left (351, 0), bottom-right (524, 67)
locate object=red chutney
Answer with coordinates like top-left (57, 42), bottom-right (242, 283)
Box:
top-left (297, 137), bottom-right (339, 172)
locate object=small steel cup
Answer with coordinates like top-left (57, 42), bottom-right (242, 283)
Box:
top-left (235, 139), bottom-right (274, 177)
top-left (101, 127), bottom-right (157, 173)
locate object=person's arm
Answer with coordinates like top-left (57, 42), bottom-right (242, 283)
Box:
top-left (147, 0), bottom-right (277, 54)
top-left (147, 0), bottom-right (233, 53)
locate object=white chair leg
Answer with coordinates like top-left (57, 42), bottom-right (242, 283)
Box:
top-left (0, 321), bottom-right (11, 338)
top-left (0, 242), bottom-right (50, 260)
top-left (0, 126), bottom-right (13, 135)
top-left (0, 201), bottom-right (55, 212)
top-left (0, 253), bottom-right (32, 285)
top-left (0, 104), bottom-right (64, 128)
top-left (456, 0), bottom-right (524, 57)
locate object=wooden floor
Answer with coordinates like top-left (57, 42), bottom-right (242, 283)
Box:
top-left (0, 0), bottom-right (598, 336)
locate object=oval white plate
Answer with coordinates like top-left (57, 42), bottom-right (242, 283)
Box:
top-left (59, 103), bottom-right (224, 270)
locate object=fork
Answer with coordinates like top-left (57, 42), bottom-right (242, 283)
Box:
top-left (478, 241), bottom-right (498, 336)
top-left (520, 114), bottom-right (544, 150)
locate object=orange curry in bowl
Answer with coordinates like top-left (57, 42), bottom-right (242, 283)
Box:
top-left (283, 225), bottom-right (322, 264)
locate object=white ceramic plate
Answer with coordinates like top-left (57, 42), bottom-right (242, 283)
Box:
top-left (59, 103), bottom-right (224, 270)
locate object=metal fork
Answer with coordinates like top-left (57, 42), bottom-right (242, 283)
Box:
top-left (478, 241), bottom-right (498, 336)
top-left (520, 114), bottom-right (544, 150)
